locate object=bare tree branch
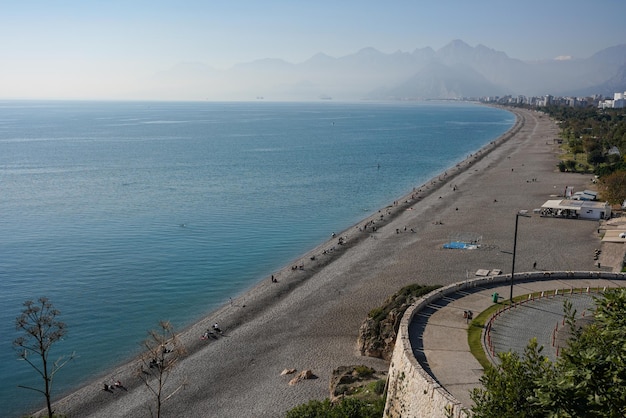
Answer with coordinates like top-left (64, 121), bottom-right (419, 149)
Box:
top-left (13, 297), bottom-right (74, 418)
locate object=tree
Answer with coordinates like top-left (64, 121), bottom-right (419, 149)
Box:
top-left (137, 320), bottom-right (186, 418)
top-left (564, 160), bottom-right (577, 172)
top-left (470, 339), bottom-right (554, 418)
top-left (13, 297), bottom-right (75, 418)
top-left (541, 105), bottom-right (626, 177)
top-left (587, 149), bottom-right (605, 166)
top-left (533, 290), bottom-right (626, 417)
top-left (471, 290), bottom-right (626, 417)
top-left (600, 170), bottom-right (626, 204)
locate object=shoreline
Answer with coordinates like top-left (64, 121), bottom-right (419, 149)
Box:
top-left (215, 105), bottom-right (523, 318)
top-left (45, 105), bottom-right (584, 418)
top-left (41, 105), bottom-right (521, 417)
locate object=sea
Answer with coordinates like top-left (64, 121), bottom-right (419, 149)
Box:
top-left (0, 100), bottom-right (514, 416)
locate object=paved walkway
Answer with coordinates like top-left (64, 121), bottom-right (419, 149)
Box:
top-left (488, 292), bottom-right (597, 363)
top-left (410, 275), bottom-right (626, 409)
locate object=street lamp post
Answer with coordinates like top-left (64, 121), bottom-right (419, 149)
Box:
top-left (510, 212), bottom-right (531, 304)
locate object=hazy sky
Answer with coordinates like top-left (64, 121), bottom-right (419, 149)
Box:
top-left (1, 0), bottom-right (625, 100)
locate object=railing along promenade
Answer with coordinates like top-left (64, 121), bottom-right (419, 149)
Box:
top-left (383, 271), bottom-right (626, 418)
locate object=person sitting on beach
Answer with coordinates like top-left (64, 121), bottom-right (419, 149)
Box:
top-left (213, 323), bottom-right (223, 334)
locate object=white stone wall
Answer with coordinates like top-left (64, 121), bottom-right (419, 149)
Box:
top-left (385, 331), bottom-right (468, 417)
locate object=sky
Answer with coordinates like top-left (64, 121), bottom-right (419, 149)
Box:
top-left (1, 0), bottom-right (625, 100)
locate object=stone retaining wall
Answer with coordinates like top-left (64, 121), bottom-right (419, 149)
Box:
top-left (383, 271), bottom-right (626, 418)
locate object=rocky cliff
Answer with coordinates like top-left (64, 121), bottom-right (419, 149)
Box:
top-left (358, 284), bottom-right (441, 360)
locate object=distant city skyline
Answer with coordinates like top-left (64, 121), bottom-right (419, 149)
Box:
top-left (1, 0), bottom-right (625, 100)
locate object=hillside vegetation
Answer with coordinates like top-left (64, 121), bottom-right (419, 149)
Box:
top-left (522, 104), bottom-right (626, 204)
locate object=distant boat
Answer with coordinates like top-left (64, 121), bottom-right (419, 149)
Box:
top-left (319, 95), bottom-right (332, 100)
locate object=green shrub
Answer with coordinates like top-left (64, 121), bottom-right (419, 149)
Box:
top-left (286, 399), bottom-right (333, 418)
top-left (372, 379), bottom-right (386, 395)
top-left (368, 307), bottom-right (384, 322)
top-left (368, 284), bottom-right (441, 325)
top-left (286, 397), bottom-right (384, 418)
top-left (353, 365), bottom-right (374, 377)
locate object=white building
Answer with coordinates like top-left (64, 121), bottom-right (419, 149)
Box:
top-left (599, 91), bottom-right (626, 109)
top-left (540, 199), bottom-right (611, 220)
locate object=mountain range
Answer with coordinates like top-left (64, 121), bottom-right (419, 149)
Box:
top-left (155, 40), bottom-right (626, 101)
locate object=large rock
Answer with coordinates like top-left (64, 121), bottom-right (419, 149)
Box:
top-left (288, 369), bottom-right (316, 386)
top-left (358, 284), bottom-right (441, 360)
top-left (358, 303), bottom-right (405, 360)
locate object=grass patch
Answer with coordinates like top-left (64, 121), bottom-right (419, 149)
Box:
top-left (468, 302), bottom-right (504, 370)
top-left (348, 379), bottom-right (387, 401)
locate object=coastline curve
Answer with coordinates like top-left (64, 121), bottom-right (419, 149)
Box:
top-left (40, 105), bottom-right (600, 418)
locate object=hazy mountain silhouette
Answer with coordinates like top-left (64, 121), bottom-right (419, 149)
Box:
top-left (158, 40), bottom-right (626, 100)
top-left (376, 62), bottom-right (506, 99)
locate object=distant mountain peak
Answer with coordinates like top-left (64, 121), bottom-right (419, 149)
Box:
top-left (160, 40), bottom-right (626, 100)
top-left (442, 39), bottom-right (472, 50)
top-left (303, 52), bottom-right (336, 64)
top-left (310, 52), bottom-right (334, 60)
top-left (355, 46), bottom-right (384, 56)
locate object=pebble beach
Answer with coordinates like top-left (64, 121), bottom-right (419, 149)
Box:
top-left (46, 106), bottom-right (609, 418)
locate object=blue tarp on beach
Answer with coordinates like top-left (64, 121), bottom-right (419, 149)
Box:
top-left (443, 241), bottom-right (478, 250)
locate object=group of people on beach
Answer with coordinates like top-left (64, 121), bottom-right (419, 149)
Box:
top-left (358, 220), bottom-right (378, 232)
top-left (201, 323), bottom-right (223, 340)
top-left (103, 380), bottom-right (125, 392)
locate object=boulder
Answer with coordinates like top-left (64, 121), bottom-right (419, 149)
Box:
top-left (288, 369), bottom-right (316, 385)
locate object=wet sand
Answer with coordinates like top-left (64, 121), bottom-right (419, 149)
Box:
top-left (47, 106), bottom-right (606, 417)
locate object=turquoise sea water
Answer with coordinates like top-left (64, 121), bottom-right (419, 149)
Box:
top-left (0, 100), bottom-right (513, 416)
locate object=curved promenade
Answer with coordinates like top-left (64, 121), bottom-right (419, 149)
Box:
top-left (384, 272), bottom-right (626, 418)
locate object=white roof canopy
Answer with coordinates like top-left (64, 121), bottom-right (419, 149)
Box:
top-left (541, 199), bottom-right (607, 211)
